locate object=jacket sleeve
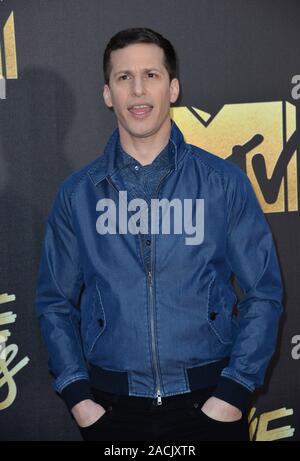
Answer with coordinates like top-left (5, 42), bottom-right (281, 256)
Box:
top-left (35, 181), bottom-right (95, 411)
top-left (212, 166), bottom-right (284, 412)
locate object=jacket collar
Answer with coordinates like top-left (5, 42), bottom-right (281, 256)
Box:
top-left (88, 119), bottom-right (187, 186)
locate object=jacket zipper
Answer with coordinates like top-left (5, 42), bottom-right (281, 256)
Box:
top-left (107, 167), bottom-right (174, 406)
top-left (149, 167), bottom-right (174, 406)
top-left (148, 270), bottom-right (162, 405)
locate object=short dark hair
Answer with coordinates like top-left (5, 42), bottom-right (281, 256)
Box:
top-left (103, 27), bottom-right (178, 85)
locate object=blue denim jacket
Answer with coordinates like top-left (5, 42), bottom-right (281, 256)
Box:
top-left (35, 119), bottom-right (284, 412)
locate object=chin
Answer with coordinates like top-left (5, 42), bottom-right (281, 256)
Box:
top-left (126, 122), bottom-right (157, 137)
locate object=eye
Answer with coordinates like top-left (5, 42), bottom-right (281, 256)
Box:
top-left (118, 73), bottom-right (157, 81)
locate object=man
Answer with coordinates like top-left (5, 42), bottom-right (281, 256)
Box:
top-left (35, 28), bottom-right (284, 441)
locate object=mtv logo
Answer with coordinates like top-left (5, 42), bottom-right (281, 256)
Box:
top-left (0, 11), bottom-right (18, 100)
top-left (171, 102), bottom-right (298, 213)
top-left (248, 406), bottom-right (295, 441)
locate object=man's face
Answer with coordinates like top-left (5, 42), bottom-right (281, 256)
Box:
top-left (103, 43), bottom-right (179, 139)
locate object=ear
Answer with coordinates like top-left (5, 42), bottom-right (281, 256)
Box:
top-left (103, 84), bottom-right (113, 108)
top-left (169, 78), bottom-right (180, 104)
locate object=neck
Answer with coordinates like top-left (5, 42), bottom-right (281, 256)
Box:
top-left (118, 118), bottom-right (172, 166)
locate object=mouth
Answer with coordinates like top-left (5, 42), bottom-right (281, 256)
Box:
top-left (128, 104), bottom-right (153, 119)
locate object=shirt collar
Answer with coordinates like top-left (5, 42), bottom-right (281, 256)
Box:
top-left (116, 136), bottom-right (174, 171)
top-left (88, 119), bottom-right (188, 186)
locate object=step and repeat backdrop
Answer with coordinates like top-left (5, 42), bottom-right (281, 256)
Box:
top-left (0, 0), bottom-right (299, 441)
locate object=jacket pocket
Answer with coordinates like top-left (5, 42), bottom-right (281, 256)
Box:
top-left (85, 280), bottom-right (106, 355)
top-left (207, 272), bottom-right (237, 345)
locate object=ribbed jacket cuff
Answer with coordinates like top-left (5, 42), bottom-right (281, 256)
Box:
top-left (212, 376), bottom-right (254, 413)
top-left (60, 379), bottom-right (95, 411)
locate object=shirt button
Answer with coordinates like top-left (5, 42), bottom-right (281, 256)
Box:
top-left (209, 312), bottom-right (218, 321)
top-left (98, 318), bottom-right (104, 327)
top-left (146, 239), bottom-right (151, 246)
top-left (134, 165), bottom-right (139, 171)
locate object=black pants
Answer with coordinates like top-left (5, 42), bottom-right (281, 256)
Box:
top-left (78, 386), bottom-right (250, 441)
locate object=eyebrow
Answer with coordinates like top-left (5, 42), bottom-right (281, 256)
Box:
top-left (113, 68), bottom-right (162, 78)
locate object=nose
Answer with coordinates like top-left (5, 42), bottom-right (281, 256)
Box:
top-left (131, 76), bottom-right (146, 96)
